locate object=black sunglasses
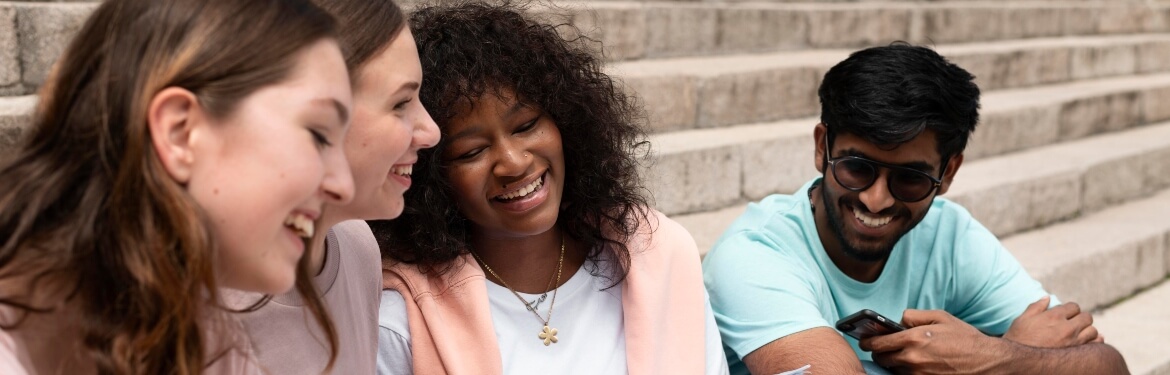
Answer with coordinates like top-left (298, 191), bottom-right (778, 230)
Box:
top-left (823, 136), bottom-right (946, 203)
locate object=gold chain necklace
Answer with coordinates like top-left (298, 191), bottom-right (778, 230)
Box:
top-left (471, 237), bottom-right (565, 346)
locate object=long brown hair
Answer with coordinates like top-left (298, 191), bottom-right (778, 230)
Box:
top-left (0, 0), bottom-right (340, 373)
top-left (312, 0), bottom-right (408, 74)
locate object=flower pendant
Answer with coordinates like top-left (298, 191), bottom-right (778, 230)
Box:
top-left (539, 325), bottom-right (559, 346)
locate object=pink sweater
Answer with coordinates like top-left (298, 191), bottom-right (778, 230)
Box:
top-left (383, 209), bottom-right (707, 374)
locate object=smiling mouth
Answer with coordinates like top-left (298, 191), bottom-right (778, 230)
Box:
top-left (852, 207), bottom-right (893, 228)
top-left (495, 174), bottom-right (544, 202)
top-left (283, 213), bottom-right (315, 239)
top-left (391, 165), bottom-right (413, 178)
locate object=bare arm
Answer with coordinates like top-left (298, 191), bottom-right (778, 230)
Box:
top-left (743, 327), bottom-right (867, 375)
top-left (864, 310), bottom-right (1128, 375)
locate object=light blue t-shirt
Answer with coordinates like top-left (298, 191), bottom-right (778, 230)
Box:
top-left (703, 178), bottom-right (1053, 375)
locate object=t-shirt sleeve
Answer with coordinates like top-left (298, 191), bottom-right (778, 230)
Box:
top-left (948, 212), bottom-right (1054, 335)
top-left (703, 231), bottom-right (831, 360)
top-left (377, 290), bottom-right (413, 375)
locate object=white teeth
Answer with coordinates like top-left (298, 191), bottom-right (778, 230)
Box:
top-left (853, 209), bottom-right (892, 228)
top-left (283, 214), bottom-right (315, 239)
top-left (497, 176), bottom-right (544, 200)
top-left (391, 165), bottom-right (413, 177)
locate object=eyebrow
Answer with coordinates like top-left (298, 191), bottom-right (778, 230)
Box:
top-left (840, 148), bottom-right (935, 172)
top-left (312, 98), bottom-right (349, 126)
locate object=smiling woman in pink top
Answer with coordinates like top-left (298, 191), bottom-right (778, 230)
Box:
top-left (373, 2), bottom-right (729, 374)
top-left (0, 0), bottom-right (353, 373)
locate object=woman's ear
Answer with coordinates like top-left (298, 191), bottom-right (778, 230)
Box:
top-left (147, 87), bottom-right (202, 184)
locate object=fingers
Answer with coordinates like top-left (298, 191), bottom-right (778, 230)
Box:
top-left (1048, 301), bottom-right (1082, 319)
top-left (1077, 325), bottom-right (1100, 345)
top-left (1092, 334), bottom-right (1105, 344)
top-left (861, 329), bottom-right (911, 353)
top-left (1019, 295), bottom-right (1051, 318)
top-left (900, 309), bottom-right (954, 328)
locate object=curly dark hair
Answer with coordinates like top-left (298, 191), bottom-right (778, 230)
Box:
top-left (369, 0), bottom-right (649, 285)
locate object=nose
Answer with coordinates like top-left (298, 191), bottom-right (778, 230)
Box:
top-left (857, 171), bottom-right (895, 213)
top-left (413, 102), bottom-right (441, 150)
top-left (491, 140), bottom-right (528, 179)
top-left (321, 148), bottom-right (355, 205)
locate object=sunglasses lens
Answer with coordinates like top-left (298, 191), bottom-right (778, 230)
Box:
top-left (889, 171), bottom-right (933, 201)
top-left (834, 158), bottom-right (876, 190)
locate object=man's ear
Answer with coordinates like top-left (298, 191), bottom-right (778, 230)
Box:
top-left (147, 87), bottom-right (202, 184)
top-left (813, 123), bottom-right (828, 174)
top-left (936, 153), bottom-right (964, 196)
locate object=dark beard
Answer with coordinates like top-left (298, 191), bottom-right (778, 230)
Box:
top-left (820, 182), bottom-right (899, 263)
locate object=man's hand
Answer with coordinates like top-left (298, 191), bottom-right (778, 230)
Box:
top-left (862, 309), bottom-right (1004, 375)
top-left (1002, 296), bottom-right (1102, 348)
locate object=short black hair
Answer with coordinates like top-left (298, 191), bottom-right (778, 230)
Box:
top-left (818, 42), bottom-right (981, 162)
top-left (371, 1), bottom-right (648, 285)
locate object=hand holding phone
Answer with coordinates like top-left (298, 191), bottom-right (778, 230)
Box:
top-left (835, 309), bottom-right (905, 341)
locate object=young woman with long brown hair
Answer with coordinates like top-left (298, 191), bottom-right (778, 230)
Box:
top-left (0, 0), bottom-right (354, 373)
top-left (232, 0), bottom-right (440, 373)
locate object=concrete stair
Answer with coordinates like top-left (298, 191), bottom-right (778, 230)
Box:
top-left (2, 0), bottom-right (1169, 372)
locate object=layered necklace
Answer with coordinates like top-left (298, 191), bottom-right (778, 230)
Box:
top-left (471, 237), bottom-right (566, 346)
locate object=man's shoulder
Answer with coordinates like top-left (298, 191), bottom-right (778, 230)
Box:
top-left (717, 193), bottom-right (813, 247)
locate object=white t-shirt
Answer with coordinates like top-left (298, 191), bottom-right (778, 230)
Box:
top-left (377, 260), bottom-right (729, 374)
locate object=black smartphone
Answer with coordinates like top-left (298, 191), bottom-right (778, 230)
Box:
top-left (835, 309), bottom-right (906, 340)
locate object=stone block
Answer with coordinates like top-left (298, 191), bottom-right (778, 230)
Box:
top-left (1082, 155), bottom-right (1149, 214)
top-left (1141, 86), bottom-right (1170, 124)
top-left (1038, 235), bottom-right (1165, 312)
top-left (697, 67), bottom-right (819, 128)
top-left (1070, 45), bottom-right (1138, 80)
top-left (0, 6), bottom-right (18, 87)
top-left (17, 3), bottom-right (97, 88)
top-left (806, 8), bottom-right (911, 48)
top-left (1002, 7), bottom-right (1064, 40)
top-left (741, 132), bottom-right (816, 200)
top-left (1097, 5), bottom-right (1161, 34)
top-left (965, 106), bottom-right (1059, 160)
top-left (1058, 92), bottom-right (1141, 141)
top-left (572, 7), bottom-right (646, 62)
top-left (953, 49), bottom-right (1070, 91)
top-left (623, 75), bottom-right (697, 133)
top-left (1137, 40), bottom-right (1170, 74)
top-left (0, 96), bottom-right (36, 158)
top-left (920, 8), bottom-right (1001, 44)
top-left (644, 7), bottom-right (716, 58)
top-left (951, 172), bottom-right (1082, 237)
top-left (1141, 148), bottom-right (1170, 194)
top-left (1061, 7), bottom-right (1099, 36)
top-left (714, 8), bottom-right (805, 53)
top-left (645, 146), bottom-right (741, 215)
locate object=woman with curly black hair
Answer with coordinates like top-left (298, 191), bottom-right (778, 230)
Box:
top-left (372, 2), bottom-right (728, 374)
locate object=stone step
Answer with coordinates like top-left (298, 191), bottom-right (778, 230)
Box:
top-left (0, 1), bottom-right (98, 96)
top-left (1002, 187), bottom-right (1170, 313)
top-left (560, 0), bottom-right (1170, 61)
top-left (3, 1), bottom-right (1167, 94)
top-left (645, 71), bottom-right (1170, 216)
top-left (0, 94), bottom-right (34, 158)
top-left (659, 119), bottom-right (1170, 242)
top-left (1094, 279), bottom-right (1170, 375)
top-left (613, 34), bottom-right (1170, 133)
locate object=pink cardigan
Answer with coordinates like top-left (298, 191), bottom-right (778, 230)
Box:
top-left (383, 209), bottom-right (707, 374)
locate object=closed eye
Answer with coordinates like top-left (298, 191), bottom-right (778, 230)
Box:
top-left (514, 117), bottom-right (538, 134)
top-left (310, 129), bottom-right (332, 148)
top-left (393, 98), bottom-right (412, 112)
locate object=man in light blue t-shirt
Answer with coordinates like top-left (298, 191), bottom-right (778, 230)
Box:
top-left (702, 44), bottom-right (1128, 375)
